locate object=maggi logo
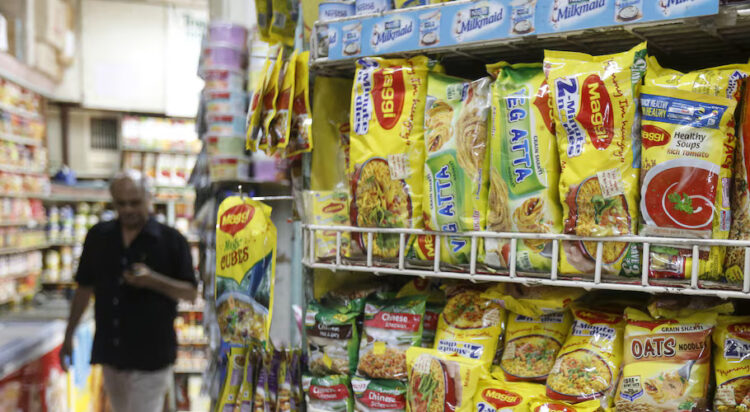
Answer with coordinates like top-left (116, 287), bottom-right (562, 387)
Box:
top-left (482, 389), bottom-right (521, 407)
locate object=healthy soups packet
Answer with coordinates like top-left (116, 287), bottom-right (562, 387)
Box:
top-left (544, 42), bottom-right (647, 277)
top-left (485, 62), bottom-right (561, 273)
top-left (349, 56), bottom-right (428, 259)
top-left (215, 197), bottom-right (277, 343)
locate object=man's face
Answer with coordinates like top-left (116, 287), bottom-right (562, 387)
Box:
top-left (111, 179), bottom-right (149, 229)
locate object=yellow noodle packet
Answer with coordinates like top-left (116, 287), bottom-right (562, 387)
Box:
top-left (528, 396), bottom-right (604, 412)
top-left (545, 306), bottom-right (624, 407)
top-left (483, 284), bottom-right (584, 318)
top-left (259, 48), bottom-right (284, 152)
top-left (349, 56), bottom-right (428, 258)
top-left (474, 378), bottom-right (546, 411)
top-left (544, 43), bottom-right (647, 277)
top-left (254, 0), bottom-right (271, 42)
top-left (614, 307), bottom-right (716, 411)
top-left (271, 49), bottom-right (296, 150)
top-left (405, 347), bottom-right (485, 412)
top-left (269, 0), bottom-right (295, 46)
top-left (247, 52), bottom-right (273, 151)
top-left (726, 79), bottom-right (750, 285)
top-left (485, 62), bottom-right (561, 273)
top-left (311, 76), bottom-right (352, 191)
top-left (286, 51), bottom-right (313, 157)
top-left (216, 346), bottom-right (247, 411)
top-left (713, 315), bottom-right (750, 411)
top-left (304, 190), bottom-right (350, 260)
top-left (645, 56), bottom-right (750, 101)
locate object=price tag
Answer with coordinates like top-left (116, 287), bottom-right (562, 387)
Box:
top-left (323, 353), bottom-right (333, 368)
top-left (373, 341), bottom-right (386, 355)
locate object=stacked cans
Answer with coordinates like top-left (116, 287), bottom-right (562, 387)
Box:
top-left (198, 22), bottom-right (251, 181)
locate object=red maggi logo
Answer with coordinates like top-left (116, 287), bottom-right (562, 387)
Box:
top-left (576, 310), bottom-right (620, 325)
top-left (372, 67), bottom-right (405, 130)
top-left (219, 204), bottom-right (254, 236)
top-left (322, 202), bottom-right (345, 214)
top-left (576, 74), bottom-right (614, 150)
top-left (730, 323), bottom-right (750, 340)
top-left (482, 389), bottom-right (521, 408)
top-left (642, 124), bottom-right (671, 149)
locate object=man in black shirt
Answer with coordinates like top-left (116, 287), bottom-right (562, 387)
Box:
top-left (60, 170), bottom-right (198, 412)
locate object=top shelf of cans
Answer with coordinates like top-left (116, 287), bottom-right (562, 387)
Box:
top-left (312, 0), bottom-right (748, 68)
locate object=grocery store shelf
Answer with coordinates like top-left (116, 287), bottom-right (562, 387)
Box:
top-left (0, 220), bottom-right (47, 228)
top-left (43, 193), bottom-right (110, 203)
top-left (0, 132), bottom-right (43, 147)
top-left (0, 51), bottom-right (57, 98)
top-left (178, 339), bottom-right (208, 346)
top-left (0, 244), bottom-right (51, 256)
top-left (303, 224), bottom-right (750, 300)
top-left (0, 271), bottom-right (41, 282)
top-left (41, 281), bottom-right (77, 288)
top-left (0, 165), bottom-right (46, 176)
top-left (174, 366), bottom-right (206, 374)
top-left (46, 240), bottom-right (80, 248)
top-left (178, 305), bottom-right (204, 313)
top-left (211, 178), bottom-right (291, 188)
top-left (0, 104), bottom-right (42, 121)
top-left (122, 147), bottom-right (200, 156)
top-left (0, 192), bottom-right (48, 199)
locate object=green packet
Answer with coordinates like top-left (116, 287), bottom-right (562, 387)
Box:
top-left (305, 300), bottom-right (360, 376)
top-left (351, 376), bottom-right (407, 412)
top-left (303, 374), bottom-right (353, 412)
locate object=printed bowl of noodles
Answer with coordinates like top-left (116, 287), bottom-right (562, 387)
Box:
top-left (351, 157), bottom-right (412, 258)
top-left (441, 290), bottom-right (501, 329)
top-left (216, 292), bottom-right (267, 343)
top-left (407, 355), bottom-right (456, 412)
top-left (501, 335), bottom-right (562, 381)
top-left (546, 349), bottom-right (613, 401)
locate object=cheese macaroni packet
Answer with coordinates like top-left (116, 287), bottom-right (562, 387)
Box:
top-left (544, 42), bottom-right (647, 278)
top-left (434, 287), bottom-right (506, 367)
top-left (474, 378), bottom-right (546, 412)
top-left (417, 73), bottom-right (491, 264)
top-left (351, 376), bottom-right (407, 412)
top-left (405, 347), bottom-right (484, 412)
top-left (713, 315), bottom-right (750, 411)
top-left (639, 86), bottom-right (738, 281)
top-left (485, 62), bottom-right (561, 273)
top-left (614, 307), bottom-right (716, 412)
top-left (304, 375), bottom-right (354, 412)
top-left (500, 310), bottom-right (572, 382)
top-left (349, 56), bottom-right (428, 259)
top-left (528, 396), bottom-right (604, 412)
top-left (726, 79), bottom-right (750, 285)
top-left (546, 306), bottom-right (625, 408)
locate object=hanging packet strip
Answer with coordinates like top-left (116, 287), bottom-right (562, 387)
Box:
top-left (405, 347), bottom-right (484, 412)
top-left (351, 377), bottom-right (407, 412)
top-left (349, 56), bottom-right (428, 259)
top-left (304, 374), bottom-right (354, 412)
top-left (545, 306), bottom-right (624, 408)
top-left (254, 0), bottom-right (272, 42)
top-left (271, 49), bottom-right (296, 150)
top-left (247, 53), bottom-right (272, 151)
top-left (500, 311), bottom-right (572, 382)
top-left (615, 308), bottom-right (716, 412)
top-left (544, 42), bottom-right (647, 277)
top-left (474, 378), bottom-right (546, 412)
top-left (237, 345), bottom-right (259, 412)
top-left (259, 48), bottom-right (284, 153)
top-left (713, 315), bottom-right (750, 411)
top-left (216, 346), bottom-right (247, 412)
top-left (286, 51), bottom-right (313, 157)
top-left (269, 0), bottom-right (296, 46)
top-left (639, 86), bottom-right (737, 281)
top-left (253, 350), bottom-right (272, 412)
top-left (215, 197), bottom-right (277, 344)
top-left (485, 62), bottom-right (561, 273)
top-left (305, 299), bottom-right (360, 376)
top-left (727, 79), bottom-right (750, 284)
top-left (418, 73), bottom-right (491, 264)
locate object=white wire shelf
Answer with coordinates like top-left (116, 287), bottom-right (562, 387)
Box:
top-left (302, 224), bottom-right (750, 300)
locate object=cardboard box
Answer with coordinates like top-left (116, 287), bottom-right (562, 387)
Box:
top-left (35, 0), bottom-right (66, 50)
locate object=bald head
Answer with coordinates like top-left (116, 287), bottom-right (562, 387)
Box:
top-left (110, 170), bottom-right (152, 230)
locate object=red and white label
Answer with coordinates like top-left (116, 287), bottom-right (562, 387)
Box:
top-left (310, 384), bottom-right (349, 401)
top-left (365, 311), bottom-right (422, 331)
top-left (358, 390), bottom-right (406, 409)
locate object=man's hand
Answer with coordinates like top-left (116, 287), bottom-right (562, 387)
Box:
top-left (123, 263), bottom-right (155, 288)
top-left (59, 336), bottom-right (73, 372)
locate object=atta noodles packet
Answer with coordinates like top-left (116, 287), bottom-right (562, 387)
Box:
top-left (544, 42), bottom-right (647, 277)
top-left (639, 86), bottom-right (737, 281)
top-left (215, 197), bottom-right (277, 344)
top-left (713, 315), bottom-right (750, 411)
top-left (615, 308), bottom-right (716, 412)
top-left (416, 72), bottom-right (491, 264)
top-left (349, 56), bottom-right (428, 259)
top-left (485, 62), bottom-right (561, 273)
top-left (726, 79), bottom-right (750, 285)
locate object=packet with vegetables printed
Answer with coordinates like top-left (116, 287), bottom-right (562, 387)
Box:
top-left (726, 80), bottom-right (750, 285)
top-left (544, 42), bottom-right (647, 277)
top-left (528, 396), bottom-right (603, 412)
top-left (396, 278), bottom-right (446, 348)
top-left (485, 62), bottom-right (561, 273)
top-left (304, 375), bottom-right (354, 412)
top-left (405, 347), bottom-right (484, 412)
top-left (545, 306), bottom-right (625, 407)
top-left (349, 56), bottom-right (428, 259)
top-left (271, 49), bottom-right (296, 150)
top-left (305, 300), bottom-right (359, 376)
top-left (215, 197), bottom-right (276, 344)
top-left (474, 378), bottom-right (546, 412)
top-left (418, 73), bottom-right (491, 264)
top-left (287, 51), bottom-right (313, 157)
top-left (351, 376), bottom-right (407, 412)
top-left (358, 294), bottom-right (427, 380)
top-left (614, 308), bottom-right (716, 412)
top-left (713, 315), bottom-right (750, 411)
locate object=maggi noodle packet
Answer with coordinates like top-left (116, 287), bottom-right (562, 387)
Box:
top-left (434, 287), bottom-right (506, 367)
top-left (614, 307), bottom-right (716, 412)
top-left (405, 347), bottom-right (484, 412)
top-left (217, 346), bottom-right (247, 411)
top-left (254, 350), bottom-right (272, 412)
top-left (639, 86), bottom-right (738, 280)
top-left (305, 300), bottom-right (360, 376)
top-left (474, 378), bottom-right (546, 411)
top-left (499, 310), bottom-right (572, 382)
top-left (357, 294), bottom-right (427, 380)
top-left (645, 56), bottom-right (750, 101)
top-left (311, 76), bottom-right (352, 191)
top-left (713, 315), bottom-right (750, 411)
top-left (247, 51), bottom-right (273, 151)
top-left (259, 48), bottom-right (284, 152)
top-left (528, 396), bottom-right (603, 412)
top-left (545, 306), bottom-right (625, 407)
top-left (286, 51), bottom-right (313, 157)
top-left (726, 79), bottom-right (750, 285)
top-left (304, 375), bottom-right (354, 412)
top-left (349, 56), bottom-right (428, 259)
top-left (544, 42), bottom-right (647, 277)
top-left (237, 344), bottom-right (259, 411)
top-left (351, 376), bottom-right (407, 412)
top-left (417, 73), bottom-right (491, 264)
top-left (215, 197), bottom-right (277, 343)
top-left (484, 62), bottom-right (561, 273)
top-left (270, 49), bottom-right (296, 150)
top-left (646, 294), bottom-right (734, 319)
top-left (483, 284), bottom-right (584, 318)
top-left (396, 279), bottom-right (446, 348)
top-left (304, 190), bottom-right (350, 260)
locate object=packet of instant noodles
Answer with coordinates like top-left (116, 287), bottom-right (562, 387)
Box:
top-left (304, 190), bottom-right (350, 260)
top-left (483, 284), bottom-right (584, 318)
top-left (713, 315), bottom-right (750, 411)
top-left (237, 345), bottom-right (259, 412)
top-left (639, 86), bottom-right (737, 282)
top-left (546, 306), bottom-right (625, 408)
top-left (417, 73), bottom-right (491, 264)
top-left (276, 350), bottom-right (293, 412)
top-left (358, 294), bottom-right (427, 380)
top-left (254, 0), bottom-right (271, 42)
top-left (528, 396), bottom-right (603, 412)
top-left (544, 42), bottom-right (647, 277)
top-left (727, 80), bottom-right (750, 285)
top-left (253, 350), bottom-right (272, 412)
top-left (286, 51), bottom-right (313, 157)
top-left (485, 62), bottom-right (561, 273)
top-left (499, 310), bottom-right (572, 382)
top-left (259, 48), bottom-right (284, 153)
top-left (396, 279), bottom-right (446, 348)
top-left (349, 56), bottom-right (428, 259)
top-left (271, 49), bottom-right (296, 150)
top-left (311, 76), bottom-right (352, 191)
top-left (304, 374), bottom-right (354, 412)
top-left (269, 0), bottom-right (295, 46)
top-left (405, 347), bottom-right (484, 412)
top-left (216, 345), bottom-right (246, 412)
top-left (215, 197), bottom-right (277, 344)
top-left (645, 56), bottom-right (750, 101)
top-left (646, 294), bottom-right (734, 319)
top-left (474, 378), bottom-right (546, 411)
top-left (247, 52), bottom-right (273, 151)
top-left (351, 376), bottom-right (407, 412)
top-left (614, 307), bottom-right (716, 411)
top-left (434, 287), bottom-right (506, 367)
top-left (305, 299), bottom-right (360, 376)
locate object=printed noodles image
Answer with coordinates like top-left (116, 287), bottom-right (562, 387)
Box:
top-left (406, 347), bottom-right (484, 412)
top-left (713, 315), bottom-right (750, 411)
top-left (500, 311), bottom-right (571, 382)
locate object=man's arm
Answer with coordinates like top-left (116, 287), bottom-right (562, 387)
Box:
top-left (124, 263), bottom-right (198, 302)
top-left (60, 286), bottom-right (94, 371)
